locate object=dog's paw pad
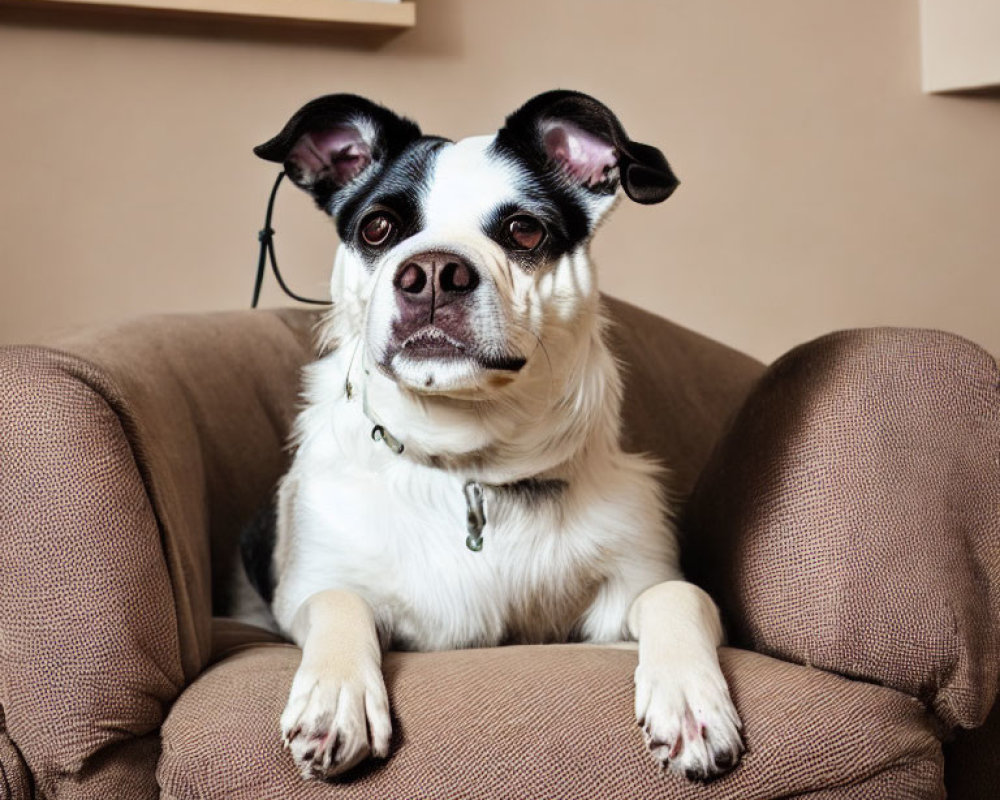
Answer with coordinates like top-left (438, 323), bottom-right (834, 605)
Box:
top-left (635, 664), bottom-right (744, 781)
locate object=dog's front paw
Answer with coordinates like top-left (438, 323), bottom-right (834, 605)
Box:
top-left (635, 662), bottom-right (743, 782)
top-left (280, 663), bottom-right (391, 780)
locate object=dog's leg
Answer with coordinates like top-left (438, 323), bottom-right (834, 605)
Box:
top-left (627, 581), bottom-right (743, 781)
top-left (280, 589), bottom-right (391, 779)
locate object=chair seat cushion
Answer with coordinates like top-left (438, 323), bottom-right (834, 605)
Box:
top-left (157, 643), bottom-right (943, 799)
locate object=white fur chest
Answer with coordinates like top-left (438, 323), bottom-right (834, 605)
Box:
top-left (276, 407), bottom-right (616, 651)
top-left (269, 325), bottom-right (676, 654)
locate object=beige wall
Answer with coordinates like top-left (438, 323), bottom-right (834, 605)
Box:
top-left (2, 0), bottom-right (999, 362)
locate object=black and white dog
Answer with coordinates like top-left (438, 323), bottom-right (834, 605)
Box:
top-left (244, 90), bottom-right (743, 783)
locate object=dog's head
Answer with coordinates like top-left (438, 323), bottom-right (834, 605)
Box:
top-left (256, 91), bottom-right (677, 401)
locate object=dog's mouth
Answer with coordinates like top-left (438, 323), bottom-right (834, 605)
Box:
top-left (386, 326), bottom-right (527, 394)
top-left (398, 327), bottom-right (526, 372)
top-left (401, 326), bottom-right (467, 360)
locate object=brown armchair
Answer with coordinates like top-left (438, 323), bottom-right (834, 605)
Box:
top-left (1, 297), bottom-right (996, 799)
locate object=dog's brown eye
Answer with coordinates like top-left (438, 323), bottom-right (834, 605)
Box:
top-left (361, 214), bottom-right (394, 247)
top-left (508, 216), bottom-right (545, 251)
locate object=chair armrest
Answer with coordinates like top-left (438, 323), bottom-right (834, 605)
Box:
top-left (48, 307), bottom-right (318, 641)
top-left (0, 308), bottom-right (316, 795)
top-left (683, 327), bottom-right (1000, 730)
top-left (0, 344), bottom-right (183, 797)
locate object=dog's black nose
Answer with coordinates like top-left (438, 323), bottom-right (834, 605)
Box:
top-left (394, 252), bottom-right (480, 313)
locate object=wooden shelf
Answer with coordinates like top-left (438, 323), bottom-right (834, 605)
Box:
top-left (5, 0), bottom-right (416, 29)
top-left (920, 0), bottom-right (1000, 93)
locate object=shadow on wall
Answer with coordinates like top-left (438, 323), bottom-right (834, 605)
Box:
top-left (937, 85), bottom-right (1000, 100)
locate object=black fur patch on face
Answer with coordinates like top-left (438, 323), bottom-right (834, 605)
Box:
top-left (481, 195), bottom-right (590, 271)
top-left (484, 145), bottom-right (594, 263)
top-left (336, 136), bottom-right (450, 264)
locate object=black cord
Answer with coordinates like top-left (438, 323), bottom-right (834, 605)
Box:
top-left (252, 171), bottom-right (333, 308)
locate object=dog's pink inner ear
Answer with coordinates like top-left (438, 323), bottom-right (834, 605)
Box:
top-left (288, 124), bottom-right (373, 187)
top-left (541, 121), bottom-right (618, 186)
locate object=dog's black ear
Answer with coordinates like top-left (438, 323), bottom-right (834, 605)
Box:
top-left (254, 94), bottom-right (421, 212)
top-left (496, 90), bottom-right (678, 205)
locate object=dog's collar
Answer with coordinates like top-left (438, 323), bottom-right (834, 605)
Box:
top-left (346, 364), bottom-right (405, 453)
top-left (347, 372), bottom-right (566, 553)
top-left (348, 373), bottom-right (488, 549)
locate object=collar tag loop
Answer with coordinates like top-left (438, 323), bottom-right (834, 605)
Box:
top-left (371, 424), bottom-right (404, 455)
top-left (464, 480), bottom-right (486, 552)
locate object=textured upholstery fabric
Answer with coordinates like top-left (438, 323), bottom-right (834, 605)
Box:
top-left (209, 617), bottom-right (286, 664)
top-left (0, 707), bottom-right (31, 800)
top-left (49, 308), bottom-right (316, 635)
top-left (603, 295), bottom-right (765, 500)
top-left (683, 328), bottom-right (1000, 736)
top-left (0, 346), bottom-right (183, 799)
top-left (3, 304), bottom-right (997, 799)
top-left (157, 644), bottom-right (944, 800)
top-left (0, 310), bottom-right (314, 797)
